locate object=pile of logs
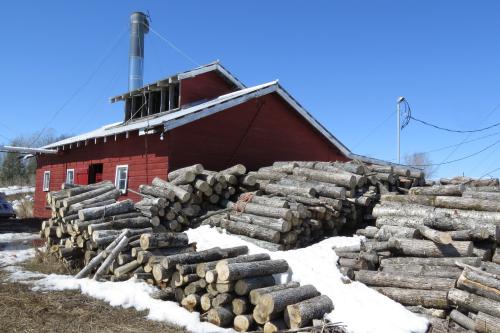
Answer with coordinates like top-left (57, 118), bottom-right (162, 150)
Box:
top-left (41, 181), bottom-right (156, 268)
top-left (137, 164), bottom-right (254, 232)
top-left (65, 231), bottom-right (336, 332)
top-left (206, 161), bottom-right (424, 250)
top-left (335, 181), bottom-right (500, 332)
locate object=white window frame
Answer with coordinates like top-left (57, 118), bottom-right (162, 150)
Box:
top-left (66, 169), bottom-right (75, 185)
top-left (115, 165), bottom-right (129, 194)
top-left (43, 171), bottom-right (51, 192)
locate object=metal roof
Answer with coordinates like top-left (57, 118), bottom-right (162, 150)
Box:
top-left (109, 61), bottom-right (245, 103)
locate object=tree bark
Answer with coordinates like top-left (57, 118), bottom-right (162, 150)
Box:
top-left (227, 202), bottom-right (293, 221)
top-left (212, 293), bottom-right (234, 307)
top-left (254, 285), bottom-right (320, 324)
top-left (416, 225), bottom-right (452, 245)
top-left (376, 215), bottom-right (499, 243)
top-left (475, 311), bottom-right (500, 333)
top-left (235, 275), bottom-right (276, 296)
top-left (263, 319), bottom-right (287, 333)
top-left (449, 310), bottom-right (475, 331)
top-left (382, 264), bottom-right (463, 279)
top-left (373, 202), bottom-right (500, 224)
top-left (388, 238), bottom-right (473, 257)
top-left (293, 167), bottom-right (357, 188)
top-left (139, 184), bottom-right (176, 201)
top-left (462, 190), bottom-right (500, 201)
top-left (354, 270), bottom-right (455, 290)
top-left (78, 200), bottom-right (135, 221)
top-left (207, 306), bottom-right (234, 327)
top-left (229, 213), bottom-right (292, 233)
top-left (139, 232), bottom-right (189, 250)
top-left (93, 236), bottom-right (129, 280)
top-left (217, 259), bottom-right (289, 282)
top-left (375, 225), bottom-right (419, 241)
top-left (373, 287), bottom-right (449, 309)
top-left (249, 281), bottom-right (300, 305)
top-left (161, 246), bottom-right (248, 269)
top-left (382, 194), bottom-right (500, 212)
top-left (408, 185), bottom-right (464, 196)
top-left (261, 183), bottom-right (317, 198)
top-left (284, 295), bottom-right (334, 329)
top-left (152, 177), bottom-right (191, 203)
top-left (219, 218), bottom-right (281, 243)
top-left (62, 184), bottom-right (116, 207)
top-left (456, 266), bottom-right (500, 302)
top-left (75, 229), bottom-right (128, 278)
top-left (113, 260), bottom-right (140, 278)
top-left (88, 217), bottom-right (152, 233)
top-left (197, 253), bottom-right (270, 278)
top-left (380, 257), bottom-right (481, 267)
top-left (447, 288), bottom-right (500, 318)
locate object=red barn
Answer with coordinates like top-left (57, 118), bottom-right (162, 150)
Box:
top-left (34, 62), bottom-right (386, 218)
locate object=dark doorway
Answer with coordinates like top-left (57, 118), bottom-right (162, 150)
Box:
top-left (88, 164), bottom-right (103, 184)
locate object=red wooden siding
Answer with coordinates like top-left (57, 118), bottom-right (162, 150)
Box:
top-left (34, 132), bottom-right (169, 218)
top-left (180, 71), bottom-right (237, 107)
top-left (168, 92), bottom-right (348, 171)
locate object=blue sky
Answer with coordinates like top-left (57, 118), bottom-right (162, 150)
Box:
top-left (1, 1), bottom-right (500, 179)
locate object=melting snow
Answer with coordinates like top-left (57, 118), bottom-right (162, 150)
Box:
top-left (0, 228), bottom-right (429, 333)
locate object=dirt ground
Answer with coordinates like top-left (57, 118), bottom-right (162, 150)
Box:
top-left (0, 230), bottom-right (188, 333)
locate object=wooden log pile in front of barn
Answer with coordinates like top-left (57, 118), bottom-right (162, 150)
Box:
top-left (205, 161), bottom-right (424, 250)
top-left (335, 180), bottom-right (500, 332)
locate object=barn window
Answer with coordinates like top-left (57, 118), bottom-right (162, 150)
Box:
top-left (66, 169), bottom-right (74, 185)
top-left (115, 165), bottom-right (129, 194)
top-left (43, 171), bottom-right (51, 192)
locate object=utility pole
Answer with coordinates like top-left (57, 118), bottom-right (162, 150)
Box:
top-left (396, 97), bottom-right (405, 164)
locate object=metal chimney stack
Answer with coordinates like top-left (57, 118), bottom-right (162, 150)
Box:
top-left (129, 12), bottom-right (149, 91)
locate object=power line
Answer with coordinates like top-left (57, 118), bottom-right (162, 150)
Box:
top-left (148, 25), bottom-right (200, 66)
top-left (409, 136), bottom-right (500, 167)
top-left (352, 109), bottom-right (395, 149)
top-left (480, 166), bottom-right (500, 179)
top-left (410, 116), bottom-right (500, 133)
top-left (436, 102), bottom-right (500, 170)
top-left (29, 26), bottom-right (128, 146)
top-left (422, 129), bottom-right (500, 154)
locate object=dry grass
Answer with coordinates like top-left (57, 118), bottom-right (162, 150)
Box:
top-left (0, 271), bottom-right (187, 333)
top-left (0, 247), bottom-right (188, 333)
top-left (6, 192), bottom-right (34, 218)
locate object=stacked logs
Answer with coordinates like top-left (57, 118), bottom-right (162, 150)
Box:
top-left (207, 161), bottom-right (423, 250)
top-left (153, 245), bottom-right (335, 332)
top-left (52, 228), bottom-right (336, 332)
top-left (336, 180), bottom-right (500, 332)
top-left (137, 164), bottom-right (254, 232)
top-left (41, 181), bottom-right (155, 268)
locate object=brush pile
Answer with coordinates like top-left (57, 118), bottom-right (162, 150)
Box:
top-left (207, 161), bottom-right (424, 250)
top-left (336, 180), bottom-right (500, 332)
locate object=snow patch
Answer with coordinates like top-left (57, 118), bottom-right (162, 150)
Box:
top-left (0, 186), bottom-right (35, 197)
top-left (186, 226), bottom-right (429, 333)
top-left (0, 228), bottom-right (429, 333)
top-left (33, 275), bottom-right (232, 333)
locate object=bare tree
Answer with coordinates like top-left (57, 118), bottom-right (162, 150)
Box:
top-left (405, 152), bottom-right (436, 179)
top-left (0, 129), bottom-right (71, 186)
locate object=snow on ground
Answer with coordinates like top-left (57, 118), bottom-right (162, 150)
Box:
top-left (0, 229), bottom-right (429, 333)
top-left (0, 186), bottom-right (35, 197)
top-left (0, 233), bottom-right (39, 267)
top-left (186, 226), bottom-right (429, 333)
